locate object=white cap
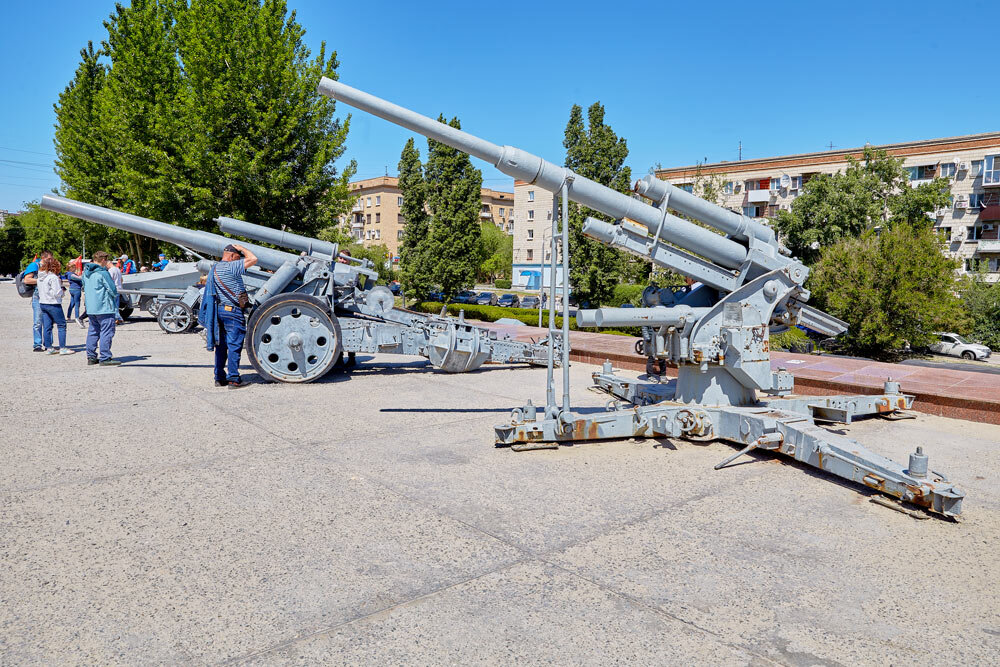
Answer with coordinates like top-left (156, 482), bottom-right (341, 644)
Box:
top-left (119, 254), bottom-right (128, 260)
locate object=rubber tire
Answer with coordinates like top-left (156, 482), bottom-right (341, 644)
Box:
top-left (634, 339), bottom-right (645, 355)
top-left (962, 351), bottom-right (975, 360)
top-left (246, 293), bottom-right (342, 383)
top-left (157, 301), bottom-right (194, 334)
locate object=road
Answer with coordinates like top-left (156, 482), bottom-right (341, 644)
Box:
top-left (1, 286), bottom-right (998, 664)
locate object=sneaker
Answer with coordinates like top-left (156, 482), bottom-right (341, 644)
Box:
top-left (214, 380), bottom-right (227, 387)
top-left (99, 359), bottom-right (122, 367)
top-left (228, 380), bottom-right (248, 390)
top-left (32, 347), bottom-right (45, 352)
top-left (47, 348), bottom-right (59, 355)
top-left (87, 357), bottom-right (99, 365)
top-left (59, 348), bottom-right (76, 356)
top-left (77, 317), bottom-right (86, 329)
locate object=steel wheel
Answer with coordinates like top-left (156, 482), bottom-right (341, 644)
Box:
top-left (158, 301), bottom-right (193, 333)
top-left (246, 294), bottom-right (342, 383)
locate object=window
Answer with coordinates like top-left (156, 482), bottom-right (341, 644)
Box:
top-left (939, 162), bottom-right (956, 178)
top-left (528, 190), bottom-right (535, 202)
top-left (966, 258), bottom-right (983, 272)
top-left (968, 225), bottom-right (984, 241)
top-left (970, 193), bottom-right (985, 209)
top-left (939, 227), bottom-right (952, 241)
top-left (972, 160), bottom-right (984, 177)
top-left (723, 181), bottom-right (734, 195)
top-left (678, 183), bottom-right (694, 193)
top-left (769, 178), bottom-right (781, 191)
top-left (398, 196), bottom-right (404, 206)
top-left (791, 176), bottom-right (802, 190)
top-left (375, 195), bottom-right (381, 206)
top-left (366, 197), bottom-right (372, 207)
top-left (744, 180), bottom-right (758, 191)
top-left (742, 205), bottom-right (762, 217)
top-left (527, 229), bottom-right (534, 240)
top-left (398, 214), bottom-right (405, 224)
top-left (499, 207), bottom-right (505, 217)
top-left (375, 213), bottom-right (380, 223)
top-left (366, 214), bottom-right (371, 224)
top-left (526, 249), bottom-right (534, 261)
top-left (906, 165), bottom-right (936, 181)
top-left (397, 230), bottom-right (404, 240)
top-left (528, 210), bottom-right (534, 220)
top-left (766, 204), bottom-right (780, 218)
top-left (985, 155), bottom-right (1000, 186)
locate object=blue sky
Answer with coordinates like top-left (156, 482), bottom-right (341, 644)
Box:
top-left (1, 0), bottom-right (998, 211)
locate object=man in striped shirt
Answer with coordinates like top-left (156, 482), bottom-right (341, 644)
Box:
top-left (212, 243), bottom-right (257, 388)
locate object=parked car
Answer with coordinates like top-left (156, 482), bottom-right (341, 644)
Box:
top-left (929, 332), bottom-right (992, 361)
top-left (474, 292), bottom-right (498, 306)
top-left (388, 281), bottom-right (401, 295)
top-left (454, 290), bottom-right (478, 304)
top-left (427, 290), bottom-right (445, 302)
top-left (497, 293), bottom-right (520, 308)
top-left (521, 295), bottom-right (542, 309)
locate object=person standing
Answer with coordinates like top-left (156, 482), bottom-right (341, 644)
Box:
top-left (200, 243), bottom-right (257, 388)
top-left (119, 254), bottom-right (136, 275)
top-left (20, 250), bottom-right (53, 351)
top-left (82, 251), bottom-right (121, 367)
top-left (65, 263), bottom-right (84, 327)
top-left (37, 257), bottom-right (75, 356)
top-left (107, 258), bottom-right (125, 324)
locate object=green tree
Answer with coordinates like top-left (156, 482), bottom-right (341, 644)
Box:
top-left (477, 221), bottom-right (512, 283)
top-left (0, 216), bottom-right (27, 275)
top-left (775, 147), bottom-right (951, 264)
top-left (52, 0), bottom-right (355, 264)
top-left (14, 203), bottom-right (92, 263)
top-left (959, 274), bottom-right (1000, 350)
top-left (563, 102), bottom-right (633, 306)
top-left (809, 222), bottom-right (965, 359)
top-left (397, 137), bottom-right (433, 298)
top-left (424, 116), bottom-right (482, 298)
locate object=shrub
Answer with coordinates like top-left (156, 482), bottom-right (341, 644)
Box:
top-left (411, 302), bottom-right (638, 337)
top-left (494, 278), bottom-right (511, 289)
top-left (770, 326), bottom-right (812, 353)
top-left (612, 283), bottom-right (645, 307)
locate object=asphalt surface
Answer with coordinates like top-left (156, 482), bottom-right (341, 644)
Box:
top-left (1, 286), bottom-right (999, 664)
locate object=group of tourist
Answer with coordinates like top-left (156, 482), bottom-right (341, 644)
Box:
top-left (20, 244), bottom-right (255, 387)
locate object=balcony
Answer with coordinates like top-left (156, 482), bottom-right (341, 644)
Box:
top-left (746, 190), bottom-right (771, 204)
top-left (480, 210), bottom-right (493, 219)
top-left (984, 156), bottom-right (1000, 187)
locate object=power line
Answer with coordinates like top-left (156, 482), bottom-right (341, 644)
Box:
top-left (0, 145), bottom-right (57, 158)
top-left (0, 157), bottom-right (54, 168)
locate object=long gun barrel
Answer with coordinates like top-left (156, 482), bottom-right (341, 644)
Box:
top-left (216, 217), bottom-right (340, 258)
top-left (39, 195), bottom-right (298, 271)
top-left (317, 78), bottom-right (751, 270)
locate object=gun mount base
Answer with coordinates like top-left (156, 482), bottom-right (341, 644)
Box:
top-left (495, 372), bottom-right (964, 519)
top-left (246, 294), bottom-right (343, 383)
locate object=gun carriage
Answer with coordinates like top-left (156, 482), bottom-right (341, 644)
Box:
top-left (40, 195), bottom-right (556, 383)
top-left (317, 77), bottom-right (965, 518)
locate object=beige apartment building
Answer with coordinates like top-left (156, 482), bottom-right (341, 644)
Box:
top-left (511, 180), bottom-right (565, 289)
top-left (655, 132), bottom-right (1000, 280)
top-left (340, 176), bottom-right (514, 262)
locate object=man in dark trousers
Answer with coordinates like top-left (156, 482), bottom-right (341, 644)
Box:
top-left (203, 243), bottom-right (257, 388)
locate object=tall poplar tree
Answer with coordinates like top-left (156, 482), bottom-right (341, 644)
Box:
top-left (563, 102), bottom-right (632, 306)
top-left (397, 138), bottom-right (432, 298)
top-left (424, 116), bottom-right (482, 298)
top-left (49, 0), bottom-right (355, 262)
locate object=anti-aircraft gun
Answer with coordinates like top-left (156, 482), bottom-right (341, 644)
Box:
top-left (317, 77), bottom-right (965, 518)
top-left (39, 195), bottom-right (555, 382)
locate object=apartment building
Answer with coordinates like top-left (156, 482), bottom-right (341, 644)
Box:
top-left (340, 176), bottom-right (515, 262)
top-left (655, 132), bottom-right (1000, 280)
top-left (511, 180), bottom-right (566, 289)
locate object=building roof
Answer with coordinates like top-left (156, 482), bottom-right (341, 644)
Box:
top-left (349, 175), bottom-right (512, 198)
top-left (655, 131), bottom-right (1000, 180)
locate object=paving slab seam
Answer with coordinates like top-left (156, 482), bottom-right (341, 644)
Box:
top-left (220, 556), bottom-right (535, 665)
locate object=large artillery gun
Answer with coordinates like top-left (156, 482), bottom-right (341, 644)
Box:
top-left (39, 195), bottom-right (555, 382)
top-left (317, 78), bottom-right (965, 518)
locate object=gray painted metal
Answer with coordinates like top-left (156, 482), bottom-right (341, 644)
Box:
top-left (217, 217), bottom-right (340, 259)
top-left (39, 194), bottom-right (557, 382)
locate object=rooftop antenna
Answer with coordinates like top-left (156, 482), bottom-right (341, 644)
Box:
top-left (738, 141), bottom-right (742, 161)
top-left (827, 141), bottom-right (836, 151)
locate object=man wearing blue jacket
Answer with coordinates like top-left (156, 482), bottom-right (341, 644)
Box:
top-left (198, 243), bottom-right (257, 388)
top-left (82, 251), bottom-right (122, 366)
top-left (151, 253), bottom-right (169, 271)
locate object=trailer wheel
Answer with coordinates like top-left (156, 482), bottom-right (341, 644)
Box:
top-left (158, 301), bottom-right (194, 333)
top-left (246, 294), bottom-right (342, 383)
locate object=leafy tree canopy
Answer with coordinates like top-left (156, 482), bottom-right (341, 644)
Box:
top-left (775, 147), bottom-right (951, 264)
top-left (49, 0), bottom-right (355, 264)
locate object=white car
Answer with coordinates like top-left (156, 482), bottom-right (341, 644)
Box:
top-left (929, 332), bottom-right (992, 361)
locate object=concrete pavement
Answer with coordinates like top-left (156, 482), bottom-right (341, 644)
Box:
top-left (1, 286), bottom-right (999, 664)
